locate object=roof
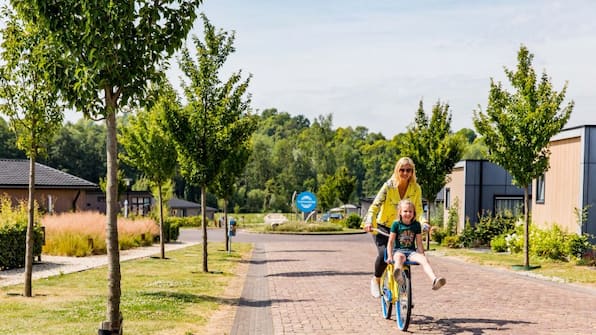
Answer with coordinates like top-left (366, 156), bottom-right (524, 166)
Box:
top-left (0, 159), bottom-right (98, 189)
top-left (167, 197), bottom-right (217, 211)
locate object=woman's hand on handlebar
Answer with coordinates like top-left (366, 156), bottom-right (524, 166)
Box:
top-left (363, 222), bottom-right (373, 232)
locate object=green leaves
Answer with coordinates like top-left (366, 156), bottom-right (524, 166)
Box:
top-left (119, 83), bottom-right (179, 187)
top-left (473, 45), bottom-right (573, 188)
top-left (164, 14), bottom-right (254, 189)
top-left (0, 8), bottom-right (64, 158)
top-left (401, 99), bottom-right (464, 203)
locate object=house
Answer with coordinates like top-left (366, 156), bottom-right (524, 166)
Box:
top-left (85, 190), bottom-right (154, 215)
top-left (0, 158), bottom-right (99, 213)
top-left (442, 124), bottom-right (596, 239)
top-left (442, 160), bottom-right (527, 233)
top-left (168, 197), bottom-right (216, 219)
top-left (531, 125), bottom-right (596, 237)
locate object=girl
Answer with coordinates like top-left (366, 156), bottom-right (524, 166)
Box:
top-left (387, 199), bottom-right (446, 290)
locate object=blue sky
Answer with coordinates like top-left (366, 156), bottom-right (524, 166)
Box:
top-left (3, 0), bottom-right (594, 138)
top-left (169, 0), bottom-right (596, 137)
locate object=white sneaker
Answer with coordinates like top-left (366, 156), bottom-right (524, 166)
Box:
top-left (370, 277), bottom-right (380, 298)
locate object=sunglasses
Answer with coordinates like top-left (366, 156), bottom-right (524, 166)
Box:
top-left (399, 168), bottom-right (413, 173)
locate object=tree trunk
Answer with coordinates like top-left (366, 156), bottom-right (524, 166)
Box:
top-left (103, 109), bottom-right (122, 333)
top-left (523, 186), bottom-right (530, 268)
top-left (201, 186), bottom-right (209, 272)
top-left (158, 183), bottom-right (165, 259)
top-left (24, 155), bottom-right (36, 297)
top-left (224, 199), bottom-right (229, 252)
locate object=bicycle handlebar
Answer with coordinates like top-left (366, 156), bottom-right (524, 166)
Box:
top-left (372, 228), bottom-right (390, 237)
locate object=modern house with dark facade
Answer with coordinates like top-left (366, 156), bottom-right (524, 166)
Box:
top-left (442, 160), bottom-right (527, 233)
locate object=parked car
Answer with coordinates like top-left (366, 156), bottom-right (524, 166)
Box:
top-left (320, 212), bottom-right (343, 222)
top-left (265, 213), bottom-right (289, 228)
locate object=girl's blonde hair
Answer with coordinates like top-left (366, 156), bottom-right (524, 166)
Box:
top-left (391, 156), bottom-right (417, 185)
top-left (398, 199), bottom-right (417, 221)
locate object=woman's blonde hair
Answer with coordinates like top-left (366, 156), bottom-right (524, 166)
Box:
top-left (391, 156), bottom-right (417, 185)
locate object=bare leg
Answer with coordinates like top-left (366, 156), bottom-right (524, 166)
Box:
top-left (409, 253), bottom-right (438, 282)
top-left (393, 251), bottom-right (406, 283)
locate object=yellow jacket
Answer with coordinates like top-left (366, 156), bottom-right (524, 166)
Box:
top-left (364, 178), bottom-right (423, 228)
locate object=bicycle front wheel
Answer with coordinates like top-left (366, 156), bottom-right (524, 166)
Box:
top-left (395, 268), bottom-right (412, 331)
top-left (380, 265), bottom-right (393, 319)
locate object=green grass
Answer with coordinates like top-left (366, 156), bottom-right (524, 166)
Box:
top-left (432, 243), bottom-right (596, 287)
top-left (0, 242), bottom-right (251, 335)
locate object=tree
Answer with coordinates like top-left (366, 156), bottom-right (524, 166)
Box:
top-left (361, 138), bottom-right (398, 197)
top-left (335, 166), bottom-right (356, 210)
top-left (44, 119), bottom-right (107, 183)
top-left (473, 45), bottom-right (573, 268)
top-left (0, 9), bottom-right (64, 297)
top-left (119, 85), bottom-right (179, 259)
top-left (0, 117), bottom-right (26, 159)
top-left (317, 175), bottom-right (338, 212)
top-left (164, 14), bottom-right (253, 272)
top-left (211, 131), bottom-right (256, 251)
top-left (12, 1), bottom-right (203, 332)
top-left (401, 100), bottom-right (464, 249)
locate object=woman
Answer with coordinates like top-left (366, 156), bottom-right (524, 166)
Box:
top-left (362, 156), bottom-right (425, 298)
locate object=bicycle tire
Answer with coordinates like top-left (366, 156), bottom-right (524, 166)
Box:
top-left (380, 265), bottom-right (393, 319)
top-left (395, 267), bottom-right (412, 331)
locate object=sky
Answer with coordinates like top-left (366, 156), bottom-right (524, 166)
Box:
top-left (167, 0), bottom-right (596, 138)
top-left (3, 0), bottom-right (596, 138)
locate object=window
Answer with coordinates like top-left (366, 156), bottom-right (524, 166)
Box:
top-left (131, 196), bottom-right (152, 216)
top-left (494, 196), bottom-right (524, 217)
top-left (536, 175), bottom-right (545, 204)
top-left (445, 188), bottom-right (451, 209)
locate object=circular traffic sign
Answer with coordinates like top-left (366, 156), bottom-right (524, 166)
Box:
top-left (295, 191), bottom-right (317, 212)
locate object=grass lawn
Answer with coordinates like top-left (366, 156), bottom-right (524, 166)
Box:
top-left (0, 242), bottom-right (251, 335)
top-left (432, 244), bottom-right (596, 287)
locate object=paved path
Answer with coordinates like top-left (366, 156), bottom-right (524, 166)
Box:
top-left (209, 229), bottom-right (596, 335)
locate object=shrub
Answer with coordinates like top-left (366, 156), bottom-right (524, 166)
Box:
top-left (162, 217), bottom-right (183, 242)
top-left (460, 212), bottom-right (517, 248)
top-left (505, 232), bottom-right (523, 253)
top-left (490, 234), bottom-right (508, 252)
top-left (431, 227), bottom-right (447, 244)
top-left (343, 214), bottom-right (362, 229)
top-left (566, 233), bottom-right (591, 260)
top-left (577, 247), bottom-right (596, 266)
top-left (166, 216), bottom-right (201, 228)
top-left (264, 222), bottom-right (343, 233)
top-left (441, 235), bottom-right (461, 248)
top-left (445, 199), bottom-right (459, 236)
top-left (0, 197), bottom-right (43, 270)
top-left (530, 224), bottom-right (568, 260)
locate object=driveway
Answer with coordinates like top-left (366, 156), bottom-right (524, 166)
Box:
top-left (187, 228), bottom-right (596, 335)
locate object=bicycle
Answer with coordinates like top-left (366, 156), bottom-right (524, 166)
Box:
top-left (374, 228), bottom-right (418, 331)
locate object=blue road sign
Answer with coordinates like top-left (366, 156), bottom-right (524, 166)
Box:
top-left (296, 191), bottom-right (317, 212)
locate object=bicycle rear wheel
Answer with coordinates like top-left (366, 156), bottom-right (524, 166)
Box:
top-left (380, 265), bottom-right (393, 319)
top-left (395, 268), bottom-right (412, 331)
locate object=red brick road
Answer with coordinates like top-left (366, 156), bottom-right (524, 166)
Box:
top-left (195, 229), bottom-right (596, 334)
